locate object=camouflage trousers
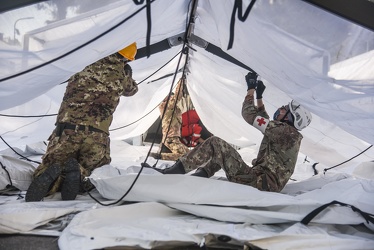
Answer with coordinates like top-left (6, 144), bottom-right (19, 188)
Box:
top-left (33, 128), bottom-right (111, 195)
top-left (160, 136), bottom-right (189, 161)
top-left (179, 136), bottom-right (274, 191)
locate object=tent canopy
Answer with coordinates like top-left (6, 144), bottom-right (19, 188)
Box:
top-left (1, 0), bottom-right (373, 167)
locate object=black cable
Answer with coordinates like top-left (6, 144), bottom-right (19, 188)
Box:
top-left (110, 51), bottom-right (183, 131)
top-left (110, 99), bottom-right (160, 131)
top-left (148, 56), bottom-right (188, 168)
top-left (0, 50), bottom-right (182, 120)
top-left (136, 51), bottom-right (182, 85)
top-left (143, 0), bottom-right (195, 167)
top-left (324, 145), bottom-right (373, 173)
top-left (0, 135), bottom-right (41, 164)
top-left (81, 0), bottom-right (196, 207)
top-left (110, 69), bottom-right (185, 132)
top-left (83, 56), bottom-right (186, 206)
top-left (145, 68), bottom-right (183, 84)
top-left (0, 161), bottom-right (13, 188)
top-left (158, 76), bottom-right (186, 146)
top-left (0, 1), bottom-right (154, 82)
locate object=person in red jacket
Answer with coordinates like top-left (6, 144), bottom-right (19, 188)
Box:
top-left (181, 109), bottom-right (203, 147)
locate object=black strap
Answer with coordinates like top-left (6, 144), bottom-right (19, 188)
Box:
top-left (133, 0), bottom-right (152, 58)
top-left (301, 200), bottom-right (374, 225)
top-left (135, 38), bottom-right (172, 60)
top-left (228, 0), bottom-right (257, 50)
top-left (205, 42), bottom-right (256, 73)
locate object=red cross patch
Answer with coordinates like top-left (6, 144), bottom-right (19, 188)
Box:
top-left (253, 116), bottom-right (269, 134)
top-left (257, 117), bottom-right (266, 126)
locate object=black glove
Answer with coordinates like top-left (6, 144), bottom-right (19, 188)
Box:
top-left (256, 80), bottom-right (266, 99)
top-left (124, 63), bottom-right (132, 77)
top-left (245, 72), bottom-right (258, 90)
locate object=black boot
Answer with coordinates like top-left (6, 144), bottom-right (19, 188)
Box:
top-left (141, 162), bottom-right (165, 173)
top-left (25, 163), bottom-right (61, 202)
top-left (190, 168), bottom-right (209, 178)
top-left (61, 158), bottom-right (81, 201)
top-left (163, 160), bottom-right (186, 174)
top-left (141, 160), bottom-right (185, 175)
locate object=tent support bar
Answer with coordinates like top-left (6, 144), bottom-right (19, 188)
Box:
top-left (136, 33), bottom-right (255, 73)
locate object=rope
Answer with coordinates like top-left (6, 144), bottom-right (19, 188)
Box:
top-left (137, 51), bottom-right (182, 85)
top-left (0, 136), bottom-right (41, 164)
top-left (80, 0), bottom-right (198, 206)
top-left (0, 51), bottom-right (181, 120)
top-left (0, 161), bottom-right (13, 188)
top-left (0, 1), bottom-right (153, 82)
top-left (324, 145), bottom-right (373, 173)
top-left (83, 51), bottom-right (188, 206)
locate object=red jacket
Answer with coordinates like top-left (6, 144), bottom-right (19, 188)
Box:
top-left (181, 110), bottom-right (202, 147)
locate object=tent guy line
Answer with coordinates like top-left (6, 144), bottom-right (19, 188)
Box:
top-left (95, 20), bottom-right (194, 207)
top-left (0, 1), bottom-right (150, 82)
top-left (1, 1), bottom-right (257, 83)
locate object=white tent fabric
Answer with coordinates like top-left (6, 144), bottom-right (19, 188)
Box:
top-left (0, 0), bottom-right (374, 249)
top-left (1, 140), bottom-right (373, 249)
top-left (59, 202), bottom-right (374, 250)
top-left (89, 165), bottom-right (374, 226)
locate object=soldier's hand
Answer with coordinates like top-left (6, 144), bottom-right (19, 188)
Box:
top-left (256, 80), bottom-right (266, 99)
top-left (124, 64), bottom-right (132, 77)
top-left (245, 72), bottom-right (258, 90)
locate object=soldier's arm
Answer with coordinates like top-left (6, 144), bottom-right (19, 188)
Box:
top-left (122, 76), bottom-right (138, 96)
top-left (121, 64), bottom-right (138, 96)
top-left (242, 89), bottom-right (269, 134)
top-left (242, 89), bottom-right (258, 125)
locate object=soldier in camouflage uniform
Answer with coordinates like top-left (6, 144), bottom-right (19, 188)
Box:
top-left (150, 78), bottom-right (189, 161)
top-left (151, 72), bottom-right (312, 192)
top-left (26, 43), bottom-right (138, 202)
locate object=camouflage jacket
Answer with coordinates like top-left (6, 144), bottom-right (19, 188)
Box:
top-left (159, 80), bottom-right (184, 140)
top-left (241, 94), bottom-right (303, 191)
top-left (56, 53), bottom-right (138, 133)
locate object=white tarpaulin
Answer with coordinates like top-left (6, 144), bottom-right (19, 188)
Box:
top-left (0, 140), bottom-right (373, 249)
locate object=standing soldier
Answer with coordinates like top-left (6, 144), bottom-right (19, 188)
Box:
top-left (151, 72), bottom-right (312, 192)
top-left (150, 77), bottom-right (189, 161)
top-left (26, 42), bottom-right (139, 201)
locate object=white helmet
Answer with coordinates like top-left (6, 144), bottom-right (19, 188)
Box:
top-left (288, 100), bottom-right (312, 130)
